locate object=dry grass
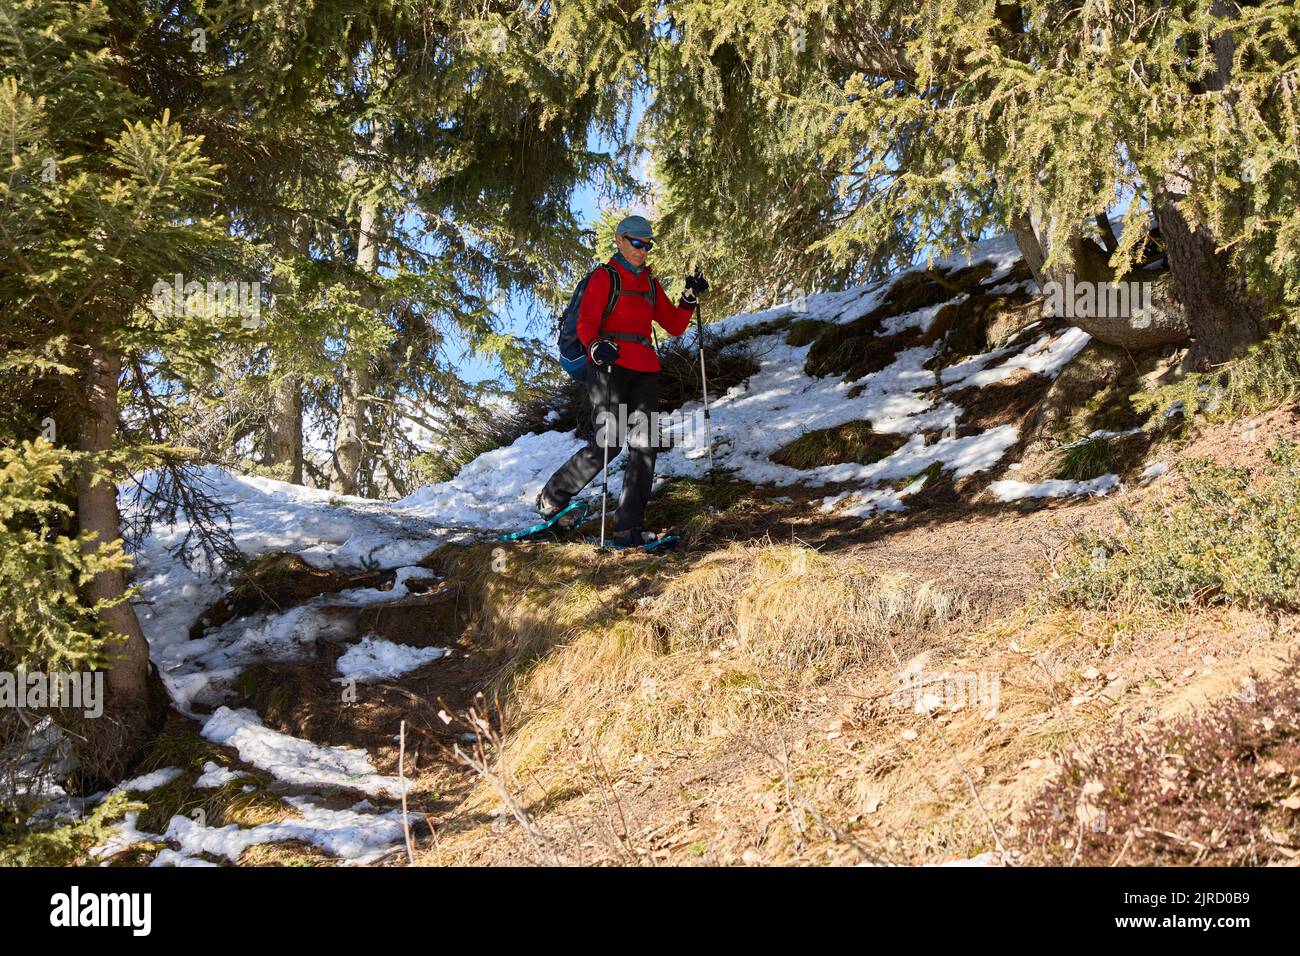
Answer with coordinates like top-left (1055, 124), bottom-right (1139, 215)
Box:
top-left (767, 599), bottom-right (1299, 865)
top-left (429, 541), bottom-right (961, 842)
top-left (1019, 652), bottom-right (1300, 865)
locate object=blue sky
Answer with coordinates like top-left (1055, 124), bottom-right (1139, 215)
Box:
top-left (453, 96), bottom-right (649, 385)
top-left (453, 180), bottom-right (605, 385)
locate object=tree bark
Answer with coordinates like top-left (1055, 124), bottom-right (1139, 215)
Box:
top-left (266, 372), bottom-right (303, 483)
top-left (1015, 208), bottom-right (1191, 350)
top-left (1154, 198), bottom-right (1265, 366)
top-left (330, 195), bottom-right (381, 495)
top-left (266, 229), bottom-right (308, 484)
top-left (70, 345), bottom-right (166, 790)
top-left (1010, 209), bottom-right (1107, 288)
top-left (1010, 211), bottom-right (1049, 287)
top-left (1151, 1), bottom-right (1266, 368)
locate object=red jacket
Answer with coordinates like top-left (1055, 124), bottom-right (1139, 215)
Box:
top-left (577, 257), bottom-right (696, 373)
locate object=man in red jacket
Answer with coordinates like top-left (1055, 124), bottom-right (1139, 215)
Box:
top-left (538, 215), bottom-right (709, 547)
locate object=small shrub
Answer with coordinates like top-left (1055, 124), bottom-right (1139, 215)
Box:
top-left (1020, 655), bottom-right (1300, 865)
top-left (0, 792), bottom-right (137, 867)
top-left (1054, 438), bottom-right (1300, 611)
top-left (657, 339), bottom-right (761, 415)
top-left (1135, 318), bottom-right (1300, 423)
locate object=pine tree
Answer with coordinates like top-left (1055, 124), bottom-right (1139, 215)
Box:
top-left (1, 0), bottom-right (242, 785)
top-left (564, 2), bottom-right (1300, 362)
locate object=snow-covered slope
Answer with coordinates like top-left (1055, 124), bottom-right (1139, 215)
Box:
top-left (98, 231), bottom-right (1116, 865)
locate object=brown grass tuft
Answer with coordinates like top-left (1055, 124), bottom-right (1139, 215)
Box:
top-left (441, 542), bottom-right (960, 793)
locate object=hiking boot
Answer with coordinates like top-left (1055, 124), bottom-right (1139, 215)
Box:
top-left (610, 527), bottom-right (656, 549)
top-left (535, 490), bottom-right (567, 520)
top-left (537, 491), bottom-right (585, 529)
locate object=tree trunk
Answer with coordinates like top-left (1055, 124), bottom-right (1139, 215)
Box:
top-left (331, 360), bottom-right (371, 495)
top-left (1151, 2), bottom-right (1266, 368)
top-left (1154, 199), bottom-right (1265, 367)
top-left (1015, 208), bottom-right (1189, 351)
top-left (1010, 211), bottom-right (1049, 288)
top-left (1010, 209), bottom-right (1107, 288)
top-left (69, 345), bottom-right (166, 791)
top-left (266, 373), bottom-right (303, 483)
top-left (330, 196), bottom-right (381, 495)
top-left (265, 229), bottom-right (308, 484)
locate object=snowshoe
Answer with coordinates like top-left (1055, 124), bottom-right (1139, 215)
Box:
top-left (498, 498), bottom-right (589, 543)
top-left (593, 528), bottom-right (680, 553)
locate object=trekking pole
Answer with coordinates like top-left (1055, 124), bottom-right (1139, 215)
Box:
top-left (693, 274), bottom-right (715, 483)
top-left (600, 418), bottom-right (610, 548)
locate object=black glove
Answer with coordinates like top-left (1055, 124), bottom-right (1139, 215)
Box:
top-left (588, 338), bottom-right (619, 369)
top-left (681, 271), bottom-right (710, 306)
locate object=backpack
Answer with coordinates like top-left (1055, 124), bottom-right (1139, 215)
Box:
top-left (557, 263), bottom-right (657, 382)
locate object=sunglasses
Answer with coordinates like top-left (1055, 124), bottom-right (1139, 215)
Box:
top-left (626, 236), bottom-right (654, 251)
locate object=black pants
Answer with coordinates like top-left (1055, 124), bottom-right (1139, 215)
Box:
top-left (543, 364), bottom-right (659, 533)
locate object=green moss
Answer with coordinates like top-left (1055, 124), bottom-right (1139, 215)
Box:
top-left (770, 421), bottom-right (906, 470)
top-left (246, 678), bottom-right (296, 729)
top-left (892, 460), bottom-right (943, 490)
top-left (786, 319), bottom-right (832, 347)
top-left (129, 728), bottom-right (283, 834)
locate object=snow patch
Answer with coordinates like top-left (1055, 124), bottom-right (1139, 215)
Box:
top-left (200, 707), bottom-right (410, 799)
top-left (335, 636), bottom-right (448, 683)
top-left (194, 761), bottom-right (247, 789)
top-left (115, 767), bottom-right (183, 793)
top-left (158, 796), bottom-right (409, 865)
top-left (988, 473), bottom-right (1120, 501)
top-left (945, 328), bottom-right (1092, 390)
top-left (1141, 461), bottom-right (1170, 483)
